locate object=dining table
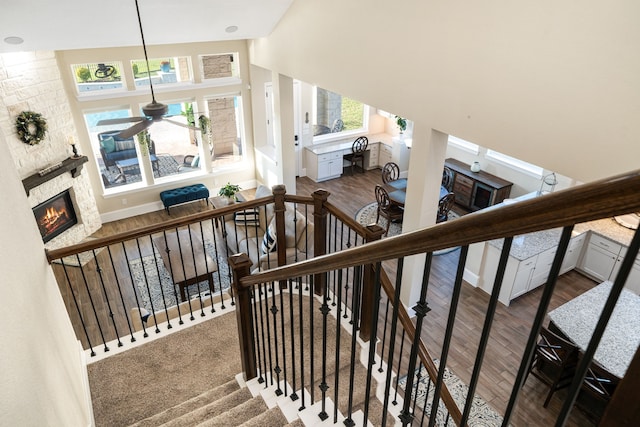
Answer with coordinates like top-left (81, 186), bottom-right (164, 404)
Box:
top-left (382, 179), bottom-right (448, 208)
top-left (547, 280), bottom-right (640, 379)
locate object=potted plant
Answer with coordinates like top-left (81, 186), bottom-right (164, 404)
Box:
top-left (219, 182), bottom-right (241, 203)
top-left (395, 115), bottom-right (407, 134)
top-left (160, 61), bottom-right (171, 72)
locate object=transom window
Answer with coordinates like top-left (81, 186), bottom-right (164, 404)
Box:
top-left (130, 56), bottom-right (192, 88)
top-left (71, 62), bottom-right (125, 94)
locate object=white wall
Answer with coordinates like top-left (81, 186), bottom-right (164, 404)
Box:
top-left (249, 0), bottom-right (640, 184)
top-left (0, 117), bottom-right (92, 426)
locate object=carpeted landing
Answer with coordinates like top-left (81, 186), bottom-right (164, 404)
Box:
top-left (88, 309), bottom-right (304, 427)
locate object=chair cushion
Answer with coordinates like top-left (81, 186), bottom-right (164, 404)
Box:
top-left (190, 155), bottom-right (200, 167)
top-left (115, 139), bottom-right (136, 151)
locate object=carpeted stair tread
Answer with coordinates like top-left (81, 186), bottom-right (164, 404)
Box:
top-left (162, 387), bottom-right (253, 427)
top-left (130, 380), bottom-right (240, 427)
top-left (237, 406), bottom-right (289, 427)
top-left (285, 419), bottom-right (304, 427)
top-left (195, 395), bottom-right (268, 427)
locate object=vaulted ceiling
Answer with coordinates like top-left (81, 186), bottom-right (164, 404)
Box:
top-left (0, 0), bottom-right (293, 53)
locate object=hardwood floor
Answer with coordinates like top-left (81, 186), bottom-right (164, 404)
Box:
top-left (59, 169), bottom-right (599, 425)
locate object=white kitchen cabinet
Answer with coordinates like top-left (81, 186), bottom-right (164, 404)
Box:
top-left (509, 257), bottom-right (537, 300)
top-left (578, 234), bottom-right (622, 282)
top-left (530, 247), bottom-right (558, 290)
top-left (559, 233), bottom-right (587, 275)
top-left (481, 244), bottom-right (539, 305)
top-left (609, 247), bottom-right (640, 295)
top-left (577, 232), bottom-right (639, 294)
top-left (379, 143), bottom-right (393, 166)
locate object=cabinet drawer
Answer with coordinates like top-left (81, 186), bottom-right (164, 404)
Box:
top-left (455, 174), bottom-right (474, 187)
top-left (589, 234), bottom-right (622, 255)
top-left (380, 144), bottom-right (392, 155)
top-left (318, 151), bottom-right (342, 162)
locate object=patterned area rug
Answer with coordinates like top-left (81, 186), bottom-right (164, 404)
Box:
top-left (128, 241), bottom-right (231, 312)
top-left (355, 202), bottom-right (460, 255)
top-left (398, 362), bottom-right (504, 426)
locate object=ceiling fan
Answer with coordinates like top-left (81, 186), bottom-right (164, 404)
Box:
top-left (97, 0), bottom-right (200, 139)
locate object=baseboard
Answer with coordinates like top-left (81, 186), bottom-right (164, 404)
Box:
top-left (100, 200), bottom-right (164, 223)
top-left (79, 340), bottom-right (96, 427)
top-left (463, 268), bottom-right (480, 287)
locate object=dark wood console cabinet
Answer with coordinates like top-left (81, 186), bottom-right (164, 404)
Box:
top-left (445, 158), bottom-right (513, 211)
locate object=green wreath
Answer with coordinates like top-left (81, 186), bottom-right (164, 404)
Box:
top-left (16, 111), bottom-right (48, 145)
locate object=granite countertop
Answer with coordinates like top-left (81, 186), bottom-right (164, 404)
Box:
top-left (489, 228), bottom-right (562, 261)
top-left (487, 192), bottom-right (637, 260)
top-left (547, 281), bottom-right (640, 378)
top-left (306, 133), bottom-right (393, 155)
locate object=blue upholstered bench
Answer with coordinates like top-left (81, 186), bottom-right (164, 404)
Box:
top-left (160, 184), bottom-right (210, 214)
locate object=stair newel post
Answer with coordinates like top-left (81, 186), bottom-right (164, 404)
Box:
top-left (272, 184), bottom-right (288, 290)
top-left (359, 224), bottom-right (385, 342)
top-left (312, 189), bottom-right (330, 296)
top-left (229, 253), bottom-right (257, 380)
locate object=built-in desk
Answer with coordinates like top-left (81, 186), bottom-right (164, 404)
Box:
top-left (305, 133), bottom-right (404, 182)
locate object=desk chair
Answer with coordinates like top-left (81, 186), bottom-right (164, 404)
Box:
top-left (381, 162), bottom-right (400, 184)
top-left (525, 326), bottom-right (579, 407)
top-left (375, 185), bottom-right (404, 236)
top-left (344, 136), bottom-right (368, 175)
top-left (436, 192), bottom-right (456, 223)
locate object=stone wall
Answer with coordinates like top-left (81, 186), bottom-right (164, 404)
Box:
top-left (0, 51), bottom-right (101, 249)
top-left (208, 97), bottom-right (238, 157)
top-left (201, 54), bottom-right (233, 79)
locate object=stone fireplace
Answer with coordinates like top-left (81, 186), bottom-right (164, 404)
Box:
top-left (1, 51), bottom-right (102, 250)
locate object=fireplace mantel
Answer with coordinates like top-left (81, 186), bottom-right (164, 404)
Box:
top-left (22, 156), bottom-right (88, 196)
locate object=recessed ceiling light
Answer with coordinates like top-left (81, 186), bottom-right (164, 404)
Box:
top-left (4, 36), bottom-right (24, 45)
top-left (225, 26), bottom-right (238, 33)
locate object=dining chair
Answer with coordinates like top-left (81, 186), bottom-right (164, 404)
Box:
top-left (442, 166), bottom-right (454, 192)
top-left (524, 326), bottom-right (580, 407)
top-left (436, 192), bottom-right (456, 223)
top-left (381, 162), bottom-right (400, 184)
top-left (375, 185), bottom-right (404, 236)
top-left (343, 136), bottom-right (368, 175)
top-left (577, 361), bottom-right (621, 422)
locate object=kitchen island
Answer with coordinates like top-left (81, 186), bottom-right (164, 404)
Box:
top-left (547, 281), bottom-right (640, 378)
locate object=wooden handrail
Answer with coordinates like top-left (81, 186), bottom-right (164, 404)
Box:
top-left (240, 169), bottom-right (640, 287)
top-left (45, 193), bottom-right (316, 262)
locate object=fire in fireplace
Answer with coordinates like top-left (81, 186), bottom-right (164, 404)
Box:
top-left (33, 190), bottom-right (78, 243)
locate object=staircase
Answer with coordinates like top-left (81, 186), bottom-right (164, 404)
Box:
top-left (129, 377), bottom-right (302, 426)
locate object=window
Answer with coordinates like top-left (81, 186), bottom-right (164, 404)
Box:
top-left (131, 56), bottom-right (192, 88)
top-left (448, 135), bottom-right (479, 154)
top-left (200, 53), bottom-right (239, 80)
top-left (313, 88), bottom-right (368, 141)
top-left (486, 149), bottom-right (544, 178)
top-left (204, 95), bottom-right (245, 168)
top-left (71, 62), bottom-right (124, 94)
